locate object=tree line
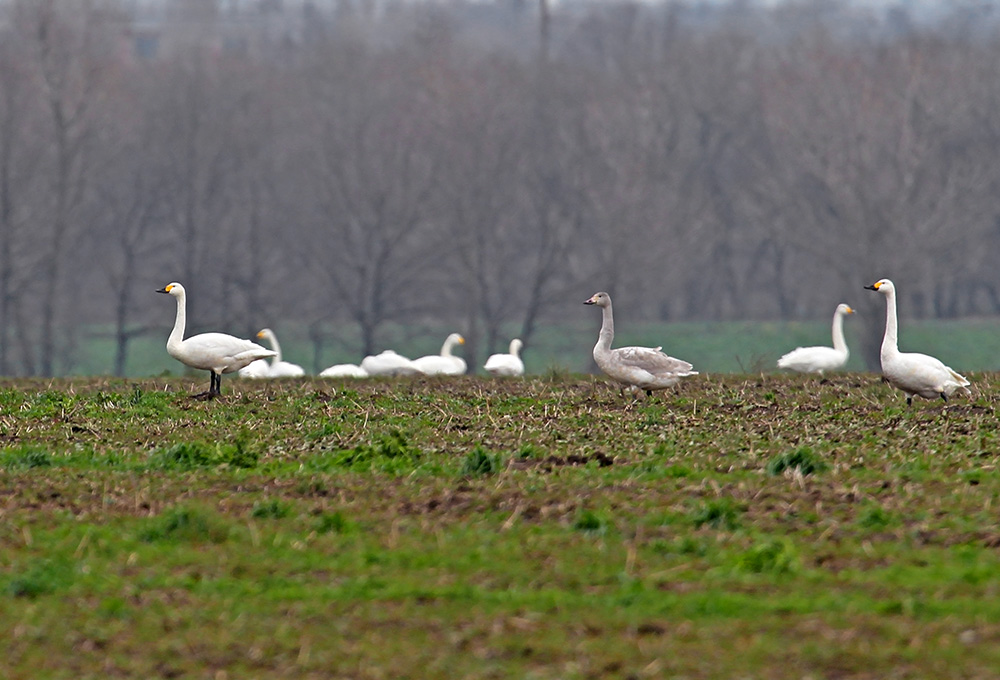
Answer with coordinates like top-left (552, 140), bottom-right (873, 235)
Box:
top-left (1, 0), bottom-right (1000, 376)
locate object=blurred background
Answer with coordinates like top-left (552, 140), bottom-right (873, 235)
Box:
top-left (0, 0), bottom-right (998, 377)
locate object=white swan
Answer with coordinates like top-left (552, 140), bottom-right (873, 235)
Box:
top-left (865, 278), bottom-right (971, 405)
top-left (777, 303), bottom-right (855, 374)
top-left (484, 338), bottom-right (525, 377)
top-left (238, 358), bottom-right (271, 378)
top-left (584, 291), bottom-right (697, 396)
top-left (319, 363), bottom-right (368, 378)
top-left (254, 328), bottom-right (305, 377)
top-left (412, 333), bottom-right (467, 375)
top-left (157, 282), bottom-right (276, 398)
top-left (360, 350), bottom-right (423, 376)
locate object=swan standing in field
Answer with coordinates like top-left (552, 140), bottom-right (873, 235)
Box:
top-left (412, 333), bottom-right (467, 375)
top-left (253, 328), bottom-right (305, 377)
top-left (777, 303), bottom-right (855, 375)
top-left (319, 363), bottom-right (368, 378)
top-left (865, 278), bottom-right (971, 405)
top-left (584, 291), bottom-right (697, 396)
top-left (157, 282), bottom-right (276, 398)
top-left (360, 350), bottom-right (423, 376)
top-left (484, 338), bottom-right (525, 377)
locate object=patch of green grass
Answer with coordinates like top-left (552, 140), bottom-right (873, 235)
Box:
top-left (691, 498), bottom-right (743, 531)
top-left (573, 509), bottom-right (609, 535)
top-left (460, 445), bottom-right (504, 477)
top-left (251, 499), bottom-right (292, 519)
top-left (736, 539), bottom-right (799, 575)
top-left (314, 510), bottom-right (355, 534)
top-left (0, 446), bottom-right (53, 470)
top-left (138, 505), bottom-right (232, 544)
top-left (4, 558), bottom-right (73, 598)
top-left (766, 446), bottom-right (829, 476)
top-left (332, 430), bottom-right (423, 474)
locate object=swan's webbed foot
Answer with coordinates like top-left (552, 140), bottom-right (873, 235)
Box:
top-left (191, 391), bottom-right (217, 401)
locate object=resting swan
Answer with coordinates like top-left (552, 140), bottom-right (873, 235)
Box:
top-left (157, 282), bottom-right (276, 398)
top-left (865, 278), bottom-right (970, 405)
top-left (255, 328), bottom-right (305, 377)
top-left (584, 291), bottom-right (697, 396)
top-left (484, 338), bottom-right (524, 376)
top-left (412, 333), bottom-right (467, 375)
top-left (360, 350), bottom-right (422, 376)
top-left (319, 363), bottom-right (368, 378)
top-left (777, 303), bottom-right (855, 374)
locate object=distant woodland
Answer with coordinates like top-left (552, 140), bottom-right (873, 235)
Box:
top-left (1, 0), bottom-right (999, 375)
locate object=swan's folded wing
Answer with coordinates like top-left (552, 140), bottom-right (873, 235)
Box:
top-left (614, 346), bottom-right (696, 375)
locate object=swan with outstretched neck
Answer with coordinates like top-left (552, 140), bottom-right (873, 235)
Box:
top-left (157, 282), bottom-right (276, 398)
top-left (584, 291), bottom-right (697, 396)
top-left (777, 303), bottom-right (855, 374)
top-left (865, 278), bottom-right (970, 405)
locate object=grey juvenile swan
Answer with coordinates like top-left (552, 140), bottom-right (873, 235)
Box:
top-left (584, 291), bottom-right (697, 396)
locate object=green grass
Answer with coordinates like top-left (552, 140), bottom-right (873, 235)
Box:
top-left (3, 374), bottom-right (1000, 678)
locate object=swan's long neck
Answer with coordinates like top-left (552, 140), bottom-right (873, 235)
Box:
top-left (596, 303), bottom-right (614, 353)
top-left (509, 340), bottom-right (521, 357)
top-left (441, 337), bottom-right (457, 357)
top-left (831, 311), bottom-right (848, 354)
top-left (268, 333), bottom-right (283, 364)
top-left (881, 289), bottom-right (899, 356)
top-left (168, 291), bottom-right (187, 350)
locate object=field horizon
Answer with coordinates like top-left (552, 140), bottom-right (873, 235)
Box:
top-left (58, 314), bottom-right (1000, 378)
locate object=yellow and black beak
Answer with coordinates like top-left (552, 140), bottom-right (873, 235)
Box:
top-left (863, 282), bottom-right (881, 291)
top-left (156, 286), bottom-right (170, 294)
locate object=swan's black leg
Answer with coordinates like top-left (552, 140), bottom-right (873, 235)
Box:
top-left (646, 389), bottom-right (652, 397)
top-left (940, 392), bottom-right (947, 403)
top-left (906, 396), bottom-right (913, 406)
top-left (211, 371), bottom-right (221, 396)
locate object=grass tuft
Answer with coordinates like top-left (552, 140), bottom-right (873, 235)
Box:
top-left (461, 445), bottom-right (503, 477)
top-left (573, 509), bottom-right (608, 535)
top-left (0, 446), bottom-right (53, 470)
top-left (139, 505), bottom-right (231, 544)
top-left (737, 539), bottom-right (799, 574)
top-left (4, 558), bottom-right (72, 598)
top-left (333, 430), bottom-right (422, 474)
top-left (765, 446), bottom-right (828, 476)
top-left (691, 498), bottom-right (742, 531)
top-left (315, 510), bottom-right (355, 534)
top-left (251, 499), bottom-right (292, 519)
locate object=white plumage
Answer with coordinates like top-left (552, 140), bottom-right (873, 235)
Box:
top-left (257, 328), bottom-right (305, 377)
top-left (484, 338), bottom-right (525, 376)
top-left (584, 291), bottom-right (697, 395)
top-left (238, 358), bottom-right (271, 378)
top-left (360, 350), bottom-right (423, 376)
top-left (777, 303), bottom-right (854, 374)
top-left (157, 282), bottom-right (276, 398)
top-left (865, 278), bottom-right (971, 405)
top-left (319, 363), bottom-right (368, 378)
top-left (411, 333), bottom-right (467, 375)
